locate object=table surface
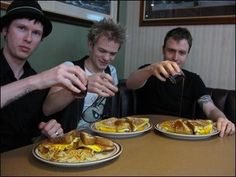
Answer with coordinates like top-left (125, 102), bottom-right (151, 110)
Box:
top-left (1, 115), bottom-right (235, 176)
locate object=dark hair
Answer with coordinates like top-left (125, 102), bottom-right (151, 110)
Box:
top-left (3, 16), bottom-right (43, 32)
top-left (87, 18), bottom-right (126, 47)
top-left (163, 27), bottom-right (192, 53)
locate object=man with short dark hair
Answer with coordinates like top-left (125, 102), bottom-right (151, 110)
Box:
top-left (126, 27), bottom-right (235, 137)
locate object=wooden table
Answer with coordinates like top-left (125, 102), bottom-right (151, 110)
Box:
top-left (1, 115), bottom-right (235, 176)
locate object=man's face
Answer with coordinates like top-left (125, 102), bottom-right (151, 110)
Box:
top-left (163, 37), bottom-right (189, 67)
top-left (88, 35), bottom-right (120, 72)
top-left (3, 18), bottom-right (43, 62)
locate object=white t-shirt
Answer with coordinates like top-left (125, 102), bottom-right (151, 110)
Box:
top-left (77, 65), bottom-right (118, 130)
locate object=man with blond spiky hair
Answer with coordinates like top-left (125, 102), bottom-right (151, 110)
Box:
top-left (43, 18), bottom-right (126, 133)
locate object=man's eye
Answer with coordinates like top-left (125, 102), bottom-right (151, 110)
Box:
top-left (179, 51), bottom-right (187, 56)
top-left (17, 26), bottom-right (25, 31)
top-left (110, 52), bottom-right (116, 56)
top-left (32, 31), bottom-right (42, 36)
top-left (167, 49), bottom-right (175, 53)
top-left (99, 49), bottom-right (106, 53)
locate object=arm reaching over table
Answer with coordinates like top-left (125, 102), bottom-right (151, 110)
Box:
top-left (198, 95), bottom-right (235, 137)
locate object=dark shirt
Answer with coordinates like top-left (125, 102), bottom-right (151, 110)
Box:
top-left (0, 50), bottom-right (48, 152)
top-left (135, 64), bottom-right (208, 118)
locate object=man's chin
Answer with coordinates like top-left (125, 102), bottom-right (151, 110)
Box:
top-left (99, 65), bottom-right (108, 71)
top-left (17, 53), bottom-right (31, 61)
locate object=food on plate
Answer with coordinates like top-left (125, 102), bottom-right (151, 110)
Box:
top-left (36, 130), bottom-right (115, 163)
top-left (126, 117), bottom-right (150, 131)
top-left (160, 119), bottom-right (193, 135)
top-left (94, 117), bottom-right (118, 132)
top-left (186, 119), bottom-right (213, 135)
top-left (159, 119), bottom-right (214, 135)
top-left (115, 118), bottom-right (131, 132)
top-left (94, 117), bottom-right (149, 133)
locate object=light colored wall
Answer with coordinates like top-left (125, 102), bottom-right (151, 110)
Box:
top-left (124, 1), bottom-right (235, 90)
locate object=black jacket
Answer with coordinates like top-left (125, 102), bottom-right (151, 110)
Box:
top-left (0, 49), bottom-right (48, 152)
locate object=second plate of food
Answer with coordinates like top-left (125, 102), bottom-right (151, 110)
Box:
top-left (155, 119), bottom-right (220, 140)
top-left (90, 117), bottom-right (153, 138)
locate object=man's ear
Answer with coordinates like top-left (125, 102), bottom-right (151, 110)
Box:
top-left (1, 27), bottom-right (8, 37)
top-left (88, 41), bottom-right (93, 51)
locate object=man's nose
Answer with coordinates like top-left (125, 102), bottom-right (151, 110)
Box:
top-left (24, 32), bottom-right (32, 43)
top-left (104, 53), bottom-right (110, 61)
top-left (172, 52), bottom-right (178, 61)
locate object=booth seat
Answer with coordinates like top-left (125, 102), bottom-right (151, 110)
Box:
top-left (112, 79), bottom-right (235, 123)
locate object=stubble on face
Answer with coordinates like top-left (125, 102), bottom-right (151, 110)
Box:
top-left (163, 38), bottom-right (189, 67)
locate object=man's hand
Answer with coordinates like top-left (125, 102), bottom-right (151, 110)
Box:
top-left (35, 63), bottom-right (87, 94)
top-left (87, 73), bottom-right (118, 97)
top-left (39, 119), bottom-right (64, 138)
top-left (216, 117), bottom-right (235, 137)
top-left (148, 60), bottom-right (181, 81)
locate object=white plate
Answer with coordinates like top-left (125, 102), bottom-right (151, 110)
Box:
top-left (90, 123), bottom-right (153, 138)
top-left (32, 142), bottom-right (122, 167)
top-left (154, 123), bottom-right (220, 140)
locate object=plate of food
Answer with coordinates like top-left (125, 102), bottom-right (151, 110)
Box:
top-left (90, 117), bottom-right (152, 138)
top-left (32, 130), bottom-right (122, 167)
top-left (155, 119), bottom-right (220, 140)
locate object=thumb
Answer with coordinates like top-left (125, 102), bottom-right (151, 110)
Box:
top-left (38, 122), bottom-right (46, 129)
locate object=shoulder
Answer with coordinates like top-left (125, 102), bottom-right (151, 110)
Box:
top-left (73, 56), bottom-right (89, 67)
top-left (183, 69), bottom-right (207, 93)
top-left (183, 69), bottom-right (202, 81)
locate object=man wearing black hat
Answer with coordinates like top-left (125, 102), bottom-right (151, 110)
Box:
top-left (0, 0), bottom-right (87, 152)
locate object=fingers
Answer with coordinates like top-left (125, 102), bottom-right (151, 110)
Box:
top-left (151, 61), bottom-right (181, 81)
top-left (62, 68), bottom-right (87, 93)
top-left (87, 73), bottom-right (118, 96)
top-left (73, 66), bottom-right (87, 87)
top-left (217, 118), bottom-right (235, 137)
top-left (39, 119), bottom-right (64, 138)
top-left (62, 64), bottom-right (87, 91)
top-left (38, 122), bottom-right (46, 129)
top-left (52, 63), bottom-right (88, 94)
top-left (224, 121), bottom-right (235, 136)
top-left (39, 62), bottom-right (88, 93)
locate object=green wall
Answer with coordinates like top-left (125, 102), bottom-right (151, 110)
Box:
top-left (28, 21), bottom-right (89, 71)
top-left (1, 1), bottom-right (127, 79)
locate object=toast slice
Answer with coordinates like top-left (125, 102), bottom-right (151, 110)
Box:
top-left (186, 119), bottom-right (213, 135)
top-left (48, 130), bottom-right (79, 144)
top-left (94, 117), bottom-right (117, 132)
top-left (174, 119), bottom-right (193, 135)
top-left (115, 118), bottom-right (131, 132)
top-left (126, 117), bottom-right (149, 131)
top-left (160, 119), bottom-right (193, 135)
top-left (80, 131), bottom-right (96, 145)
top-left (79, 132), bottom-right (115, 152)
